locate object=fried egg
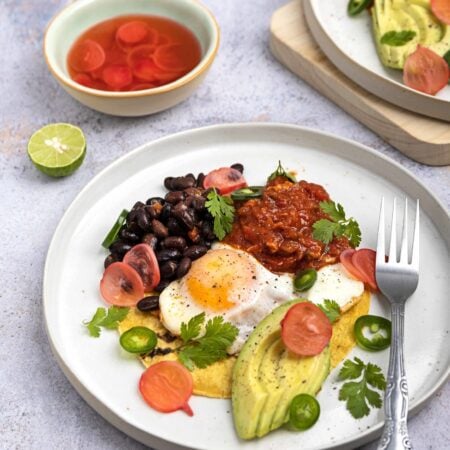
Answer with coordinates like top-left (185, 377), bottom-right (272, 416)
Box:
top-left (304, 263), bottom-right (365, 312)
top-left (159, 243), bottom-right (295, 354)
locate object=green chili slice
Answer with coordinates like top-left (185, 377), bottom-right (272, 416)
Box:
top-left (289, 394), bottom-right (320, 431)
top-left (444, 50), bottom-right (450, 68)
top-left (120, 326), bottom-right (157, 353)
top-left (294, 269), bottom-right (318, 292)
top-left (101, 209), bottom-right (129, 249)
top-left (230, 186), bottom-right (264, 201)
top-left (354, 315), bottom-right (391, 351)
top-left (348, 0), bottom-right (372, 16)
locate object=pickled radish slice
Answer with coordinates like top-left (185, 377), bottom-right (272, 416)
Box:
top-left (403, 46), bottom-right (449, 95)
top-left (123, 244), bottom-right (160, 292)
top-left (431, 0), bottom-right (450, 25)
top-left (153, 44), bottom-right (191, 71)
top-left (131, 58), bottom-right (159, 82)
top-left (116, 21), bottom-right (150, 44)
top-left (69, 40), bottom-right (106, 72)
top-left (102, 65), bottom-right (133, 89)
top-left (73, 73), bottom-right (94, 87)
top-left (139, 361), bottom-right (194, 416)
top-left (203, 167), bottom-right (247, 194)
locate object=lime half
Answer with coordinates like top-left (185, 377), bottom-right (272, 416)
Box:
top-left (27, 123), bottom-right (86, 177)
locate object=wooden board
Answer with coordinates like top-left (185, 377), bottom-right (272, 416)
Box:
top-left (269, 0), bottom-right (450, 166)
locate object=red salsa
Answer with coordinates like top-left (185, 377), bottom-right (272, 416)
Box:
top-left (224, 177), bottom-right (351, 273)
top-left (67, 15), bottom-right (202, 91)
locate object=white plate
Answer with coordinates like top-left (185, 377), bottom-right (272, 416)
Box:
top-left (305, 0), bottom-right (450, 122)
top-left (44, 124), bottom-right (449, 450)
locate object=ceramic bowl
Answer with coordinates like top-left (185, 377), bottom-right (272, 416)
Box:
top-left (44, 0), bottom-right (219, 117)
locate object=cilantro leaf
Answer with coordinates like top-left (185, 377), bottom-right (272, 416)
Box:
top-left (312, 201), bottom-right (362, 248)
top-left (318, 299), bottom-right (341, 323)
top-left (338, 357), bottom-right (386, 419)
top-left (178, 315), bottom-right (239, 370)
top-left (267, 161), bottom-right (296, 183)
top-left (205, 189), bottom-right (235, 240)
top-left (180, 312), bottom-right (205, 343)
top-left (84, 306), bottom-right (129, 337)
top-left (380, 30), bottom-right (416, 47)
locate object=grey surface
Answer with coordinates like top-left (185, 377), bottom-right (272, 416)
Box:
top-left (0, 0), bottom-right (448, 449)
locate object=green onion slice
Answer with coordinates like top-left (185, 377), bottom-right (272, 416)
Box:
top-left (354, 315), bottom-right (391, 351)
top-left (289, 394), bottom-right (320, 431)
top-left (119, 326), bottom-right (157, 354)
top-left (230, 186), bottom-right (264, 201)
top-left (101, 209), bottom-right (129, 249)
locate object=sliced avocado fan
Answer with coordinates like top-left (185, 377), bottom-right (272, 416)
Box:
top-left (231, 299), bottom-right (331, 440)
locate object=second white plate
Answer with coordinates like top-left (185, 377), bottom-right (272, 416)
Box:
top-left (305, 0), bottom-right (450, 122)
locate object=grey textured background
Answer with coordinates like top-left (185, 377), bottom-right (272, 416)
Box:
top-left (1, 0), bottom-right (448, 449)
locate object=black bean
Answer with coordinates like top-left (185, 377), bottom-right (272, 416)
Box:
top-left (146, 197), bottom-right (165, 206)
top-left (152, 219), bottom-right (169, 239)
top-left (166, 217), bottom-right (185, 235)
top-left (132, 201), bottom-right (145, 211)
top-left (141, 233), bottom-right (158, 249)
top-left (176, 257), bottom-right (192, 278)
top-left (109, 240), bottom-right (132, 257)
top-left (160, 260), bottom-right (178, 278)
top-left (154, 279), bottom-right (171, 292)
top-left (201, 221), bottom-right (216, 240)
top-left (119, 229), bottom-right (140, 243)
top-left (136, 209), bottom-right (151, 231)
top-left (104, 254), bottom-right (117, 269)
top-left (165, 190), bottom-right (185, 204)
top-left (144, 205), bottom-right (159, 220)
top-left (184, 187), bottom-right (203, 196)
top-left (163, 236), bottom-right (186, 249)
top-left (159, 203), bottom-right (171, 222)
top-left (183, 245), bottom-right (208, 260)
top-left (164, 177), bottom-right (175, 190)
top-left (196, 172), bottom-right (205, 188)
top-left (127, 209), bottom-right (139, 224)
top-left (172, 203), bottom-right (195, 229)
top-left (137, 295), bottom-right (160, 312)
top-left (126, 221), bottom-right (141, 234)
top-left (186, 195), bottom-right (206, 211)
top-left (230, 163), bottom-right (244, 173)
top-left (172, 176), bottom-right (196, 190)
top-left (186, 173), bottom-right (196, 181)
top-left (157, 248), bottom-right (182, 262)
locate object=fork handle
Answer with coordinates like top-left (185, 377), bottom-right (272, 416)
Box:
top-left (378, 303), bottom-right (412, 450)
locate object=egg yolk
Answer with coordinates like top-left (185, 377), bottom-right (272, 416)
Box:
top-left (185, 249), bottom-right (257, 311)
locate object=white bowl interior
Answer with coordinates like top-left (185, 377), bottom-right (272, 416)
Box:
top-left (45, 0), bottom-right (217, 86)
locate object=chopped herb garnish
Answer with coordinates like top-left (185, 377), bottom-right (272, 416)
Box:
top-left (312, 201), bottom-right (361, 247)
top-left (205, 188), bottom-right (235, 240)
top-left (318, 299), bottom-right (341, 323)
top-left (84, 306), bottom-right (129, 337)
top-left (267, 161), bottom-right (296, 183)
top-left (338, 357), bottom-right (386, 418)
top-left (380, 30), bottom-right (416, 47)
top-left (178, 314), bottom-right (239, 370)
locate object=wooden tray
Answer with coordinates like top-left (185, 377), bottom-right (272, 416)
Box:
top-left (269, 0), bottom-right (450, 166)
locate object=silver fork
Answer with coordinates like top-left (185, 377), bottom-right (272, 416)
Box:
top-left (376, 198), bottom-right (419, 450)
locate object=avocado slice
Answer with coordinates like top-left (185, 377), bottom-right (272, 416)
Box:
top-left (231, 299), bottom-right (331, 440)
top-left (372, 0), bottom-right (450, 69)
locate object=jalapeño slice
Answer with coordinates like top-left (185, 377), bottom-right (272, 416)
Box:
top-left (101, 209), bottom-right (129, 249)
top-left (348, 0), bottom-right (372, 16)
top-left (294, 269), bottom-right (318, 292)
top-left (289, 394), bottom-right (320, 431)
top-left (230, 186), bottom-right (264, 201)
top-left (354, 315), bottom-right (391, 351)
top-left (120, 326), bottom-right (157, 353)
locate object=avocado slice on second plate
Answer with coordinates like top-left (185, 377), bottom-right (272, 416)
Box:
top-left (231, 299), bottom-right (331, 440)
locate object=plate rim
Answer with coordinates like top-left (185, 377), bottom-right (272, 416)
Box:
top-left (43, 122), bottom-right (450, 450)
top-left (305, 0), bottom-right (450, 123)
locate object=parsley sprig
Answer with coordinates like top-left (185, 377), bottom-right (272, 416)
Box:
top-left (267, 161), bottom-right (296, 183)
top-left (312, 201), bottom-right (361, 247)
top-left (84, 306), bottom-right (129, 337)
top-left (318, 299), bottom-right (341, 323)
top-left (178, 313), bottom-right (239, 370)
top-left (205, 188), bottom-right (235, 240)
top-left (338, 357), bottom-right (386, 419)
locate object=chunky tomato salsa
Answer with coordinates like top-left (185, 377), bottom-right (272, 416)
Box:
top-left (224, 177), bottom-right (351, 273)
